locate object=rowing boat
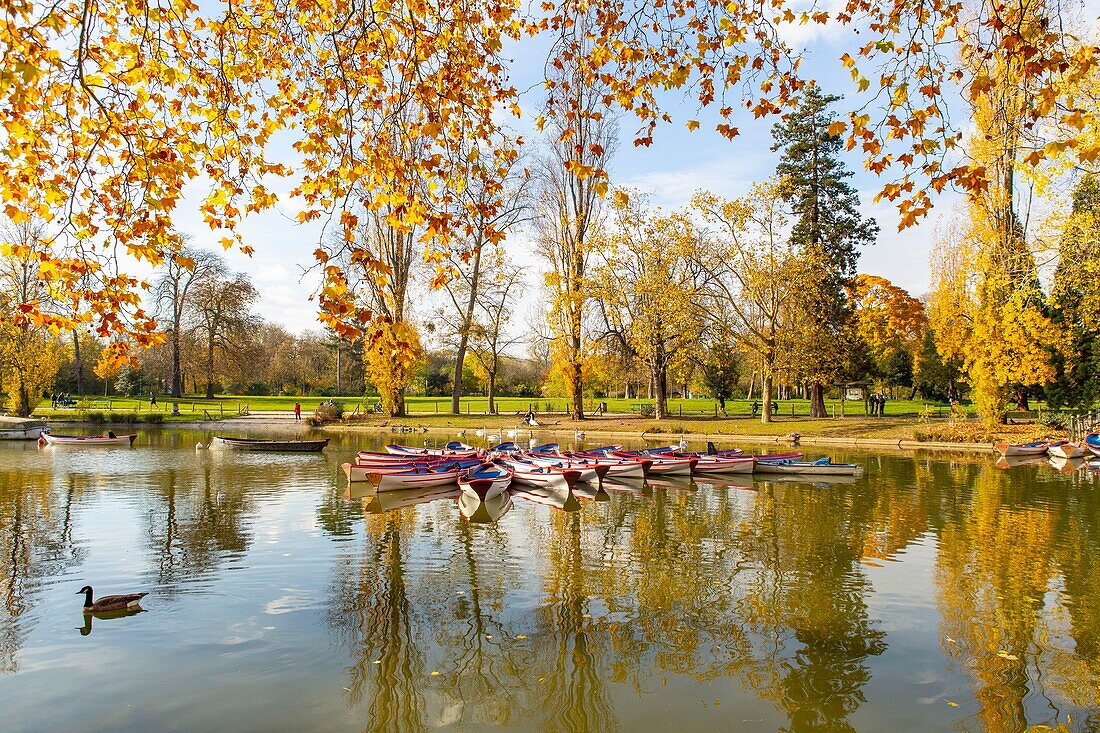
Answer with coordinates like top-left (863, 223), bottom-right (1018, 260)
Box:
top-left (41, 433), bottom-right (137, 447)
top-left (385, 442), bottom-right (477, 457)
top-left (458, 462), bottom-right (514, 501)
top-left (494, 458), bottom-right (584, 489)
top-left (754, 457), bottom-right (864, 476)
top-left (1085, 433), bottom-right (1100, 457)
top-left (341, 461), bottom-right (472, 489)
top-left (993, 440), bottom-right (1049, 456)
top-left (211, 436), bottom-right (329, 452)
top-left (1047, 441), bottom-right (1086, 459)
top-left (610, 450), bottom-right (694, 475)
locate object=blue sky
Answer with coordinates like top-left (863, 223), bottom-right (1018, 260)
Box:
top-left (161, 13), bottom-right (979, 334)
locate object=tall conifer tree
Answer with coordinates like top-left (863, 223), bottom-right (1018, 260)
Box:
top-left (771, 87), bottom-right (878, 416)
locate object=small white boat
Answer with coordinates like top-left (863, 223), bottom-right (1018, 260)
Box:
top-left (341, 462), bottom-right (470, 489)
top-left (689, 455), bottom-right (755, 474)
top-left (0, 418), bottom-right (47, 441)
top-left (384, 442), bottom-right (476, 457)
top-left (754, 457), bottom-right (863, 476)
top-left (458, 462), bottom-right (513, 501)
top-left (611, 450), bottom-right (694, 475)
top-left (40, 433), bottom-right (137, 447)
top-left (1085, 433), bottom-right (1100, 457)
top-left (994, 441), bottom-right (1049, 456)
top-left (495, 458), bottom-right (583, 490)
top-left (518, 454), bottom-right (607, 483)
top-left (1047, 441), bottom-right (1086, 459)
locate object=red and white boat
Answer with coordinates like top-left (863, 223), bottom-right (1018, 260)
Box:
top-left (494, 458), bottom-right (584, 490)
top-left (40, 432), bottom-right (137, 447)
top-left (610, 450), bottom-right (694, 475)
top-left (458, 462), bottom-right (514, 501)
top-left (1047, 441), bottom-right (1086, 459)
top-left (341, 461), bottom-right (472, 489)
top-left (518, 454), bottom-right (609, 483)
top-left (993, 441), bottom-right (1050, 456)
top-left (384, 442), bottom-right (479, 458)
top-left (690, 455), bottom-right (756, 474)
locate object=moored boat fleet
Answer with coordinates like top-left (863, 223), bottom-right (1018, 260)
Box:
top-left (339, 441), bottom-right (866, 501)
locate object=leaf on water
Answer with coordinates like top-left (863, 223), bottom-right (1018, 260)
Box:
top-left (431, 671), bottom-right (440, 677)
top-left (373, 660), bottom-right (381, 664)
top-left (946, 637), bottom-right (956, 643)
top-left (515, 634), bottom-right (527, 639)
top-left (947, 701), bottom-right (959, 708)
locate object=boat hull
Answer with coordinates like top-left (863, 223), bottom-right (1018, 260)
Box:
top-left (994, 441), bottom-right (1049, 456)
top-left (755, 461), bottom-right (863, 476)
top-left (212, 437), bottom-right (328, 452)
top-left (41, 433), bottom-right (137, 447)
top-left (1047, 441), bottom-right (1086, 459)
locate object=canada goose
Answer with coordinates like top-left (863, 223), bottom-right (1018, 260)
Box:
top-left (575, 431), bottom-right (586, 440)
top-left (77, 586), bottom-right (148, 613)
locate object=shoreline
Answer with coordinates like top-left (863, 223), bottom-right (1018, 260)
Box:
top-left (34, 413), bottom-right (1046, 454)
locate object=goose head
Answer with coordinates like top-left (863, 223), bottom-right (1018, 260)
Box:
top-left (76, 586), bottom-right (93, 606)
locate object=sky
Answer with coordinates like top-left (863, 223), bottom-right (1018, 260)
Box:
top-left (158, 10), bottom-right (984, 336)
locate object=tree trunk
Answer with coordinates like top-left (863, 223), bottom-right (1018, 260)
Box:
top-left (569, 332), bottom-right (584, 420)
top-left (1016, 389), bottom-right (1029, 411)
top-left (809, 382), bottom-right (827, 417)
top-left (72, 330), bottom-right (84, 396)
top-left (653, 363), bottom-right (668, 420)
top-left (335, 341), bottom-right (342, 395)
top-left (452, 245), bottom-right (483, 414)
top-left (205, 337), bottom-right (215, 399)
top-left (394, 390), bottom-right (406, 417)
top-left (487, 372), bottom-right (496, 415)
top-left (170, 328), bottom-right (183, 397)
top-left (762, 372), bottom-right (773, 424)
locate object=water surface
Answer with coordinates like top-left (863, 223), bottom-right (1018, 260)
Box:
top-left (2, 429), bottom-right (1098, 732)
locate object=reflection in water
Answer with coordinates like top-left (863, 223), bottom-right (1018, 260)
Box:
top-left (0, 468), bottom-right (85, 672)
top-left (77, 607), bottom-right (145, 636)
top-left (4, 432), bottom-right (1100, 733)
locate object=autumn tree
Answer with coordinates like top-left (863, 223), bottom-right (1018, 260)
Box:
top-left (591, 193), bottom-right (706, 420)
top-left (189, 273), bottom-right (260, 399)
top-left (693, 182), bottom-right (808, 423)
top-left (0, 225), bottom-right (63, 415)
top-left (153, 247), bottom-right (221, 398)
top-left (435, 142), bottom-right (530, 414)
top-left (772, 87), bottom-right (878, 417)
top-left (1047, 174), bottom-right (1100, 408)
top-left (535, 50), bottom-right (616, 421)
top-left (0, 0), bottom-right (1095, 377)
top-left (364, 321), bottom-right (423, 417)
top-left (848, 275), bottom-right (927, 393)
top-left (467, 250), bottom-right (525, 415)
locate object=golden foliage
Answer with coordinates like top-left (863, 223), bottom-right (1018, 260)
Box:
top-left (363, 321), bottom-right (422, 417)
top-left (0, 323), bottom-right (62, 416)
top-left (848, 275), bottom-right (926, 366)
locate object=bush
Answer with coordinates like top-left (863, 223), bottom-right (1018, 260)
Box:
top-left (107, 412), bottom-right (138, 424)
top-left (86, 411), bottom-right (106, 424)
top-left (1038, 411), bottom-right (1068, 430)
top-left (638, 404), bottom-right (656, 418)
top-left (143, 413), bottom-right (164, 424)
top-left (913, 423), bottom-right (999, 443)
top-left (243, 382), bottom-right (270, 396)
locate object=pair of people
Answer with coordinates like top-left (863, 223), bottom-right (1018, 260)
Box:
top-left (869, 393), bottom-right (887, 416)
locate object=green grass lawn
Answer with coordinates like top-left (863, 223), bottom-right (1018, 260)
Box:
top-left (34, 393), bottom-right (961, 420)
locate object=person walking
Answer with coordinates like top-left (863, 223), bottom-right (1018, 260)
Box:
top-left (294, 401), bottom-right (301, 422)
top-left (150, 391), bottom-right (157, 407)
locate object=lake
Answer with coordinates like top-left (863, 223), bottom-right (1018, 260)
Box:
top-left (1, 428), bottom-right (1097, 732)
